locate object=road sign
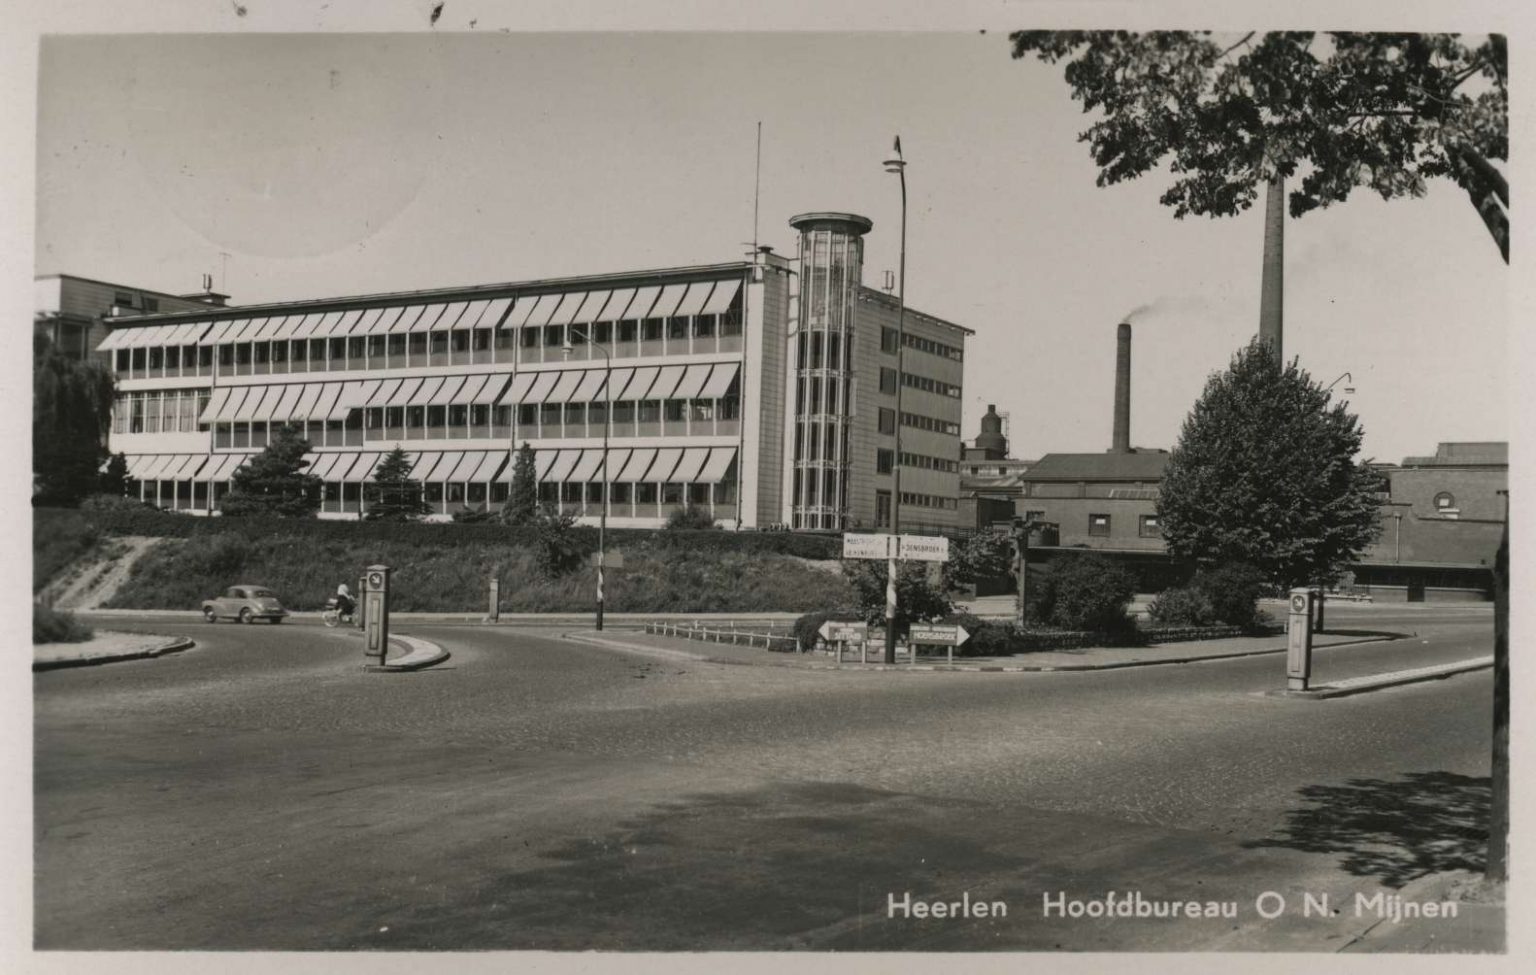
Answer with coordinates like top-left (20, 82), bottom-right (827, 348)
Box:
top-left (908, 623), bottom-right (970, 647)
top-left (818, 620), bottom-right (869, 643)
top-left (842, 533), bottom-right (895, 559)
top-left (897, 534), bottom-right (950, 562)
top-left (590, 551), bottom-right (625, 569)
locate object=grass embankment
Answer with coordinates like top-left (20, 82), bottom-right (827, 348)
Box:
top-left (33, 604), bottom-right (94, 644)
top-left (33, 511), bottom-right (101, 594)
top-left (107, 533), bottom-right (855, 614)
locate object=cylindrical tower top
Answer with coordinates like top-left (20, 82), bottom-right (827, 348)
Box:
top-left (788, 212), bottom-right (873, 236)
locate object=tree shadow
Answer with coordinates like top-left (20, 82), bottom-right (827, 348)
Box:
top-left (1244, 771), bottom-right (1489, 887)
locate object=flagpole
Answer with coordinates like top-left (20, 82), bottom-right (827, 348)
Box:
top-left (883, 135), bottom-right (907, 665)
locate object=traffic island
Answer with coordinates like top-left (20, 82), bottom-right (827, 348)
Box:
top-left (1266, 656), bottom-right (1493, 700)
top-left (364, 634), bottom-right (450, 672)
top-left (34, 632), bottom-right (195, 671)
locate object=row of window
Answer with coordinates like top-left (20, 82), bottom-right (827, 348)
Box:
top-left (206, 395), bottom-right (744, 450)
top-left (898, 451), bottom-right (959, 474)
top-left (793, 420), bottom-right (850, 464)
top-left (899, 492), bottom-right (958, 510)
top-left (111, 312), bottom-right (744, 380)
top-left (881, 326), bottom-right (964, 362)
top-left (795, 328), bottom-right (851, 371)
top-left (114, 390), bottom-right (212, 434)
top-left (1085, 513), bottom-right (1162, 538)
top-left (888, 410), bottom-right (962, 437)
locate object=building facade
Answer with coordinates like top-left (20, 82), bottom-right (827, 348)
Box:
top-left (92, 210), bottom-right (971, 530)
top-left (35, 273), bottom-right (228, 361)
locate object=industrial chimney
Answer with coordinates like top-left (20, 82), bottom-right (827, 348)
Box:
top-left (1111, 322), bottom-right (1132, 453)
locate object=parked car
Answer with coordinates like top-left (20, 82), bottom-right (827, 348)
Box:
top-left (202, 585), bottom-right (289, 624)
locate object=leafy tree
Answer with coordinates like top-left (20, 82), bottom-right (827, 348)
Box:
top-left (99, 452), bottom-right (130, 497)
top-left (219, 423), bottom-right (322, 517)
top-left (365, 446), bottom-right (430, 521)
top-left (1157, 341), bottom-right (1380, 590)
top-left (501, 443), bottom-right (539, 526)
top-left (1011, 31), bottom-right (1508, 260)
top-left (841, 560), bottom-right (954, 631)
top-left (946, 529), bottom-right (1016, 589)
top-left (665, 504), bottom-right (717, 530)
top-left (32, 332), bottom-right (116, 506)
top-left (1026, 553), bottom-right (1136, 632)
top-left (534, 505), bottom-right (585, 577)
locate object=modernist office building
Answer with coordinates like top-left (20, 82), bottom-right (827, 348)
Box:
top-left (95, 211), bottom-right (972, 531)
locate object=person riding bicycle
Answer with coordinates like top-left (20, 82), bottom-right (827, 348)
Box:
top-left (334, 583), bottom-right (355, 618)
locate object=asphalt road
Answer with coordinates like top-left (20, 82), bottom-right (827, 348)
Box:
top-left (35, 608), bottom-right (1496, 951)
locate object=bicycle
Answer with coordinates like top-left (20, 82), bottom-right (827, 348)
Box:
top-left (322, 596), bottom-right (355, 628)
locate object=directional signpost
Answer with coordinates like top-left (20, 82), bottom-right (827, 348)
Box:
top-left (818, 620), bottom-right (869, 664)
top-left (909, 623), bottom-right (970, 665)
top-left (841, 532), bottom-right (952, 665)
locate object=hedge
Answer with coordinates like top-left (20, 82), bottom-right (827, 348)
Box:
top-left (33, 507), bottom-right (843, 559)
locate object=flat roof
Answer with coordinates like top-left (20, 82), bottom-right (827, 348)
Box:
top-left (856, 287), bottom-right (976, 336)
top-left (1022, 451), bottom-right (1170, 482)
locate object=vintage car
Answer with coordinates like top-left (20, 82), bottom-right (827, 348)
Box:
top-left (202, 585), bottom-right (289, 623)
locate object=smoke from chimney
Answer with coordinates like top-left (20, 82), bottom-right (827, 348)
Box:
top-left (1112, 322), bottom-right (1132, 453)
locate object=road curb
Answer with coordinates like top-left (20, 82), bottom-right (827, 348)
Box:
top-left (1266, 656), bottom-right (1493, 699)
top-left (364, 634), bottom-right (450, 672)
top-left (33, 636), bottom-right (195, 672)
top-left (562, 632), bottom-right (1407, 673)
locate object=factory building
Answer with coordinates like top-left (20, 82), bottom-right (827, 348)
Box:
top-left (92, 210), bottom-right (972, 530)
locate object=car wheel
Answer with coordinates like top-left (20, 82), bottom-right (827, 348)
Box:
top-left (271, 617), bottom-right (284, 623)
top-left (239, 608), bottom-right (253, 624)
top-left (203, 607), bottom-right (217, 623)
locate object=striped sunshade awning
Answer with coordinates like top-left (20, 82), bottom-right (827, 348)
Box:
top-left (700, 279), bottom-right (742, 315)
top-left (645, 365), bottom-right (686, 401)
top-left (452, 374), bottom-right (491, 405)
top-left (523, 371), bottom-right (559, 405)
top-left (571, 369), bottom-right (607, 403)
top-left (473, 375), bottom-right (510, 405)
top-left (498, 373), bottom-right (535, 405)
top-left (698, 447), bottom-right (737, 483)
top-left (672, 363), bottom-right (713, 401)
top-left (625, 285), bottom-right (664, 321)
top-left (616, 448), bottom-right (657, 482)
top-left (545, 449), bottom-right (582, 482)
top-left (650, 283), bottom-right (689, 320)
top-left (700, 362), bottom-right (740, 398)
top-left (521, 294), bottom-right (560, 329)
top-left (203, 453), bottom-right (249, 481)
top-left (646, 447), bottom-right (684, 483)
top-left (429, 302), bottom-right (473, 332)
top-left (429, 375), bottom-right (467, 405)
top-left (670, 447), bottom-right (711, 483)
top-left (569, 449), bottom-right (606, 483)
top-left (594, 288), bottom-right (637, 322)
top-left (617, 366), bottom-right (659, 401)
top-left (481, 297), bottom-right (516, 328)
top-left (467, 452), bottom-right (508, 482)
top-left (542, 370), bottom-right (583, 405)
top-left (673, 281), bottom-right (713, 318)
top-left (543, 292), bottom-right (585, 328)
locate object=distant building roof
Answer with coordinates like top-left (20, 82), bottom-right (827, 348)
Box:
top-left (1400, 442), bottom-right (1507, 468)
top-left (1022, 451), bottom-right (1170, 482)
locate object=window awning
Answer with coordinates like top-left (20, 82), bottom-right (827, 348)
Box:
top-left (124, 454), bottom-right (161, 479)
top-left (522, 294), bottom-right (559, 329)
top-left (595, 288), bottom-right (636, 322)
top-left (474, 376), bottom-right (510, 405)
top-left (367, 378), bottom-right (404, 407)
top-left (674, 281), bottom-right (713, 318)
top-left (203, 453), bottom-right (248, 481)
top-left (167, 455), bottom-right (210, 481)
top-left (700, 279), bottom-right (742, 315)
top-left (482, 297), bottom-right (515, 328)
top-left (430, 301), bottom-right (473, 332)
top-left (307, 311), bottom-right (344, 338)
top-left (699, 447), bottom-right (738, 483)
top-left (137, 455), bottom-right (175, 479)
top-left (386, 305), bottom-right (424, 333)
top-left (246, 317), bottom-right (279, 341)
top-left (616, 448), bottom-right (656, 482)
top-left (456, 299), bottom-right (493, 329)
top-left (535, 449), bottom-right (561, 480)
top-left (571, 369), bottom-right (607, 403)
top-left (388, 377), bottom-right (425, 407)
top-left (337, 379), bottom-right (382, 412)
top-left (571, 290), bottom-right (611, 325)
top-left (625, 285), bottom-right (663, 320)
top-left (97, 329), bottom-right (131, 352)
top-left (544, 292), bottom-right (585, 328)
top-left (670, 447), bottom-right (711, 483)
top-left (214, 387), bottom-right (251, 423)
top-left (164, 322), bottom-right (203, 345)
top-left (316, 383), bottom-right (348, 421)
top-left (646, 447), bottom-right (684, 483)
top-left (524, 371), bottom-right (560, 405)
top-left (498, 373), bottom-right (535, 405)
top-left (269, 384), bottom-right (304, 422)
top-left (468, 452), bottom-right (507, 482)
top-left (700, 362), bottom-right (740, 399)
top-left (286, 313), bottom-right (322, 340)
top-left (330, 310), bottom-right (366, 336)
top-left (543, 370), bottom-right (583, 405)
top-left (197, 320), bottom-right (236, 345)
top-left (617, 366), bottom-right (659, 401)
top-left (199, 388), bottom-right (231, 424)
top-left (599, 448), bottom-right (631, 481)
top-left (646, 365), bottom-right (686, 401)
top-left (306, 452), bottom-right (345, 481)
top-left (672, 363), bottom-right (713, 401)
top-left (452, 374), bottom-right (490, 405)
top-left (601, 367), bottom-right (635, 402)
top-left (407, 377), bottom-right (444, 406)
top-left (650, 283), bottom-right (689, 320)
top-left (290, 383), bottom-right (323, 421)
top-left (442, 452), bottom-right (480, 482)
top-left (233, 386), bottom-right (275, 422)
top-left (429, 375), bottom-right (467, 406)
top-left (408, 452), bottom-right (446, 480)
top-left (569, 449), bottom-right (605, 482)
top-left (344, 453), bottom-right (385, 483)
top-left (546, 449), bottom-right (582, 482)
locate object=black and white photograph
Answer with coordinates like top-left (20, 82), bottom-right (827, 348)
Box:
top-left (7, 0), bottom-right (1529, 967)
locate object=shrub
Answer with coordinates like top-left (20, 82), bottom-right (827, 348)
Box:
top-left (33, 510), bottom-right (101, 593)
top-left (33, 604), bottom-right (94, 644)
top-left (946, 530), bottom-right (1015, 588)
top-left (1146, 586), bottom-right (1216, 626)
top-left (79, 493), bottom-right (153, 512)
top-left (1191, 562), bottom-right (1269, 627)
top-left (666, 504), bottom-right (718, 530)
top-left (841, 559), bottom-right (954, 629)
top-left (938, 612), bottom-right (1014, 657)
top-left (1031, 553), bottom-right (1135, 633)
top-left (451, 504), bottom-right (497, 524)
top-left (792, 609), bottom-right (864, 650)
top-left (535, 508), bottom-right (585, 577)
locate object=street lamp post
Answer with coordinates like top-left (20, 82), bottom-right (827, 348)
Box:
top-left (882, 136), bottom-right (908, 665)
top-left (1324, 371), bottom-right (1354, 395)
top-left (563, 327), bottom-right (612, 631)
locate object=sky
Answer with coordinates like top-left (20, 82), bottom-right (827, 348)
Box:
top-left (33, 30), bottom-right (1510, 466)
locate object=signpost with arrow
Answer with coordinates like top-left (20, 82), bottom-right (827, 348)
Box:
top-left (840, 532), bottom-right (952, 664)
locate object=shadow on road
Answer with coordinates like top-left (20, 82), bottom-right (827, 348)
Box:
top-left (1243, 771), bottom-right (1489, 887)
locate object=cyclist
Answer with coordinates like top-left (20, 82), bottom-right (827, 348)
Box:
top-left (334, 583), bottom-right (356, 620)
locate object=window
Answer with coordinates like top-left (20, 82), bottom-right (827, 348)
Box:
top-left (1433, 491), bottom-right (1456, 511)
top-left (667, 317), bottom-right (689, 341)
top-left (113, 291), bottom-right (134, 308)
top-left (1088, 514), bottom-right (1111, 537)
top-left (1138, 514), bottom-right (1162, 538)
top-left (618, 320), bottom-right (638, 343)
top-left (642, 319), bottom-right (663, 342)
top-left (144, 297), bottom-right (159, 313)
top-left (520, 327), bottom-right (539, 349)
top-left (664, 400), bottom-right (685, 422)
top-left (880, 368), bottom-right (898, 395)
top-left (875, 490), bottom-right (892, 528)
top-left (876, 449), bottom-right (895, 474)
top-left (881, 327), bottom-right (899, 354)
top-left (878, 408), bottom-right (896, 435)
top-left (693, 315), bottom-right (715, 338)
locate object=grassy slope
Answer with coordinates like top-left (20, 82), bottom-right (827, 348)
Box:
top-left (33, 510), bottom-right (101, 594)
top-left (106, 533), bottom-right (856, 614)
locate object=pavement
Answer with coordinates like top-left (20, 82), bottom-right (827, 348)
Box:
top-left (34, 615), bottom-right (1499, 951)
